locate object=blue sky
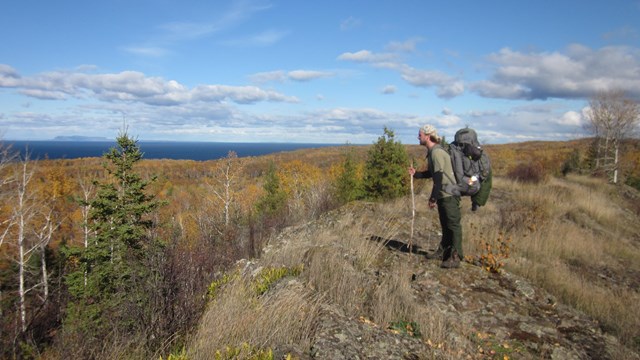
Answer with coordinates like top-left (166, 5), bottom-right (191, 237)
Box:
top-left (1, 0), bottom-right (639, 144)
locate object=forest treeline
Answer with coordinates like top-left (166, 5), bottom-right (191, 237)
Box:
top-left (1, 127), bottom-right (639, 359)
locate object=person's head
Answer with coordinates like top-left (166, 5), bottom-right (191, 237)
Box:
top-left (418, 124), bottom-right (441, 147)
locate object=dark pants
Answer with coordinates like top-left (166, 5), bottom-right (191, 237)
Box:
top-left (437, 196), bottom-right (463, 260)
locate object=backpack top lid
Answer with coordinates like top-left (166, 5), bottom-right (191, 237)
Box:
top-left (454, 127), bottom-right (479, 146)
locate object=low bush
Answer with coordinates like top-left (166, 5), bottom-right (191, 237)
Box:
top-left (506, 161), bottom-right (548, 184)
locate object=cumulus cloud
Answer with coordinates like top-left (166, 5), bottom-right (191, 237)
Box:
top-left (557, 110), bottom-right (583, 126)
top-left (471, 45), bottom-right (640, 100)
top-left (0, 64), bottom-right (21, 87)
top-left (400, 66), bottom-right (464, 98)
top-left (459, 103), bottom-right (590, 143)
top-left (0, 66), bottom-right (298, 105)
top-left (339, 49), bottom-right (464, 99)
top-left (193, 84), bottom-right (298, 104)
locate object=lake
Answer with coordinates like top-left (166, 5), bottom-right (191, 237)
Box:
top-left (4, 141), bottom-right (339, 161)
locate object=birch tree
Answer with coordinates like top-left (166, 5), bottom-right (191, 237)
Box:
top-left (586, 90), bottom-right (640, 183)
top-left (32, 208), bottom-right (58, 302)
top-left (206, 151), bottom-right (244, 229)
top-left (76, 170), bottom-right (95, 286)
top-left (7, 154), bottom-right (54, 333)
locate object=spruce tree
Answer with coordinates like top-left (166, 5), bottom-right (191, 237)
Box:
top-left (255, 161), bottom-right (287, 217)
top-left (333, 148), bottom-right (362, 203)
top-left (362, 127), bottom-right (410, 200)
top-left (63, 132), bottom-right (161, 352)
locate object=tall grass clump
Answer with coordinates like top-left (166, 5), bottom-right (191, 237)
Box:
top-left (506, 161), bottom-right (549, 184)
top-left (188, 275), bottom-right (320, 360)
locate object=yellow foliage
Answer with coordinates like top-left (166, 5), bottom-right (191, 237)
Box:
top-left (277, 160), bottom-right (322, 197)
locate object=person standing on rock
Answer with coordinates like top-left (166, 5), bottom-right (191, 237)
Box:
top-left (408, 124), bottom-right (463, 269)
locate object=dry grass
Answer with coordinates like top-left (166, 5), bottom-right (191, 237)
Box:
top-left (464, 175), bottom-right (640, 350)
top-left (188, 276), bottom-right (321, 360)
top-left (186, 199), bottom-right (457, 358)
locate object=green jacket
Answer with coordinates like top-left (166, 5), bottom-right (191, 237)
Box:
top-left (414, 144), bottom-right (456, 200)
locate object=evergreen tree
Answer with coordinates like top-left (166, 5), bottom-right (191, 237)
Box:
top-left (561, 148), bottom-right (583, 176)
top-left (362, 127), bottom-right (410, 200)
top-left (333, 148), bottom-right (362, 204)
top-left (63, 132), bottom-right (161, 353)
top-left (255, 161), bottom-right (287, 217)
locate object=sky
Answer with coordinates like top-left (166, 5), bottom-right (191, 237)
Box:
top-left (1, 0), bottom-right (640, 145)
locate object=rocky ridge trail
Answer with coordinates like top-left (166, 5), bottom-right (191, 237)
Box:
top-left (236, 200), bottom-right (639, 360)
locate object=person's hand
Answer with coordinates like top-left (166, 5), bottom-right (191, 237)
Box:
top-left (408, 166), bottom-right (416, 176)
top-left (428, 198), bottom-right (437, 209)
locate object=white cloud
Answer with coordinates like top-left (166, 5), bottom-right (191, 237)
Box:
top-left (457, 103), bottom-right (591, 144)
top-left (472, 45), bottom-right (640, 100)
top-left (18, 89), bottom-right (67, 100)
top-left (557, 110), bottom-right (583, 126)
top-left (381, 85), bottom-right (396, 94)
top-left (193, 84), bottom-right (299, 104)
top-left (249, 70), bottom-right (287, 83)
top-left (339, 49), bottom-right (464, 99)
top-left (0, 66), bottom-right (298, 106)
top-left (436, 114), bottom-right (462, 127)
top-left (287, 70), bottom-right (334, 82)
top-left (400, 66), bottom-right (464, 98)
top-left (0, 64), bottom-right (21, 87)
top-left (337, 50), bottom-right (397, 63)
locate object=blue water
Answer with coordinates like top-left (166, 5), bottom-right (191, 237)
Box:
top-left (5, 141), bottom-right (338, 161)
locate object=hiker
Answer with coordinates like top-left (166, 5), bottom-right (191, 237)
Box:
top-left (408, 124), bottom-right (463, 269)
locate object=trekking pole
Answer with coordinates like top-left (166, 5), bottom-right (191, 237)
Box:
top-left (409, 158), bottom-right (415, 255)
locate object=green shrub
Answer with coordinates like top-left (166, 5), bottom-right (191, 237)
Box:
top-left (362, 127), bottom-right (410, 200)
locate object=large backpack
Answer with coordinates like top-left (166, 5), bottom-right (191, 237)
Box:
top-left (444, 127), bottom-right (492, 200)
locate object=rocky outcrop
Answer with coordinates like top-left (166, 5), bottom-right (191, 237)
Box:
top-left (238, 200), bottom-right (639, 360)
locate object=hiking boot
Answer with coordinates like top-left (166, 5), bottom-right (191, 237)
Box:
top-left (440, 257), bottom-right (460, 269)
top-left (471, 202), bottom-right (479, 212)
top-left (440, 250), bottom-right (461, 269)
